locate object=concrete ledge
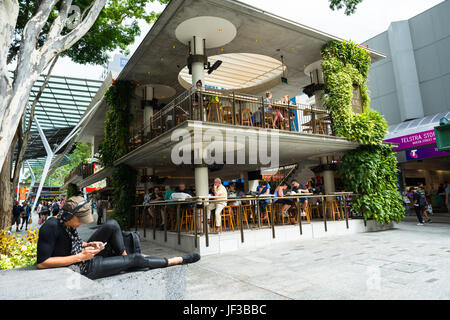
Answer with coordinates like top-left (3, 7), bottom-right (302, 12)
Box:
top-left (142, 219), bottom-right (376, 256)
top-left (0, 266), bottom-right (107, 300)
top-left (364, 220), bottom-right (396, 232)
top-left (0, 264), bottom-right (187, 300)
top-left (96, 264), bottom-right (186, 300)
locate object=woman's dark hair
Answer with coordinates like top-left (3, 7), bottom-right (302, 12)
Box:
top-left (196, 80), bottom-right (202, 86)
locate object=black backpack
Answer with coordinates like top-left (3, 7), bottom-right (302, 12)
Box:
top-left (122, 231), bottom-right (141, 254)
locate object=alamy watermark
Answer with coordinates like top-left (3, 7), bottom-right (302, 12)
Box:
top-left (170, 124), bottom-right (280, 169)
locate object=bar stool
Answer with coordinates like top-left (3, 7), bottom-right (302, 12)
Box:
top-left (207, 102), bottom-right (223, 123)
top-left (241, 108), bottom-right (253, 127)
top-left (302, 204), bottom-right (312, 223)
top-left (260, 202), bottom-right (272, 227)
top-left (180, 207), bottom-right (194, 232)
top-left (232, 205), bottom-right (250, 229)
top-left (325, 199), bottom-right (342, 221)
top-left (222, 106), bottom-right (233, 124)
top-left (242, 204), bottom-right (254, 226)
top-left (309, 203), bottom-right (321, 219)
top-left (220, 206), bottom-right (235, 232)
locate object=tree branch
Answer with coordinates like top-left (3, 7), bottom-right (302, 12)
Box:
top-left (12, 53), bottom-right (59, 189)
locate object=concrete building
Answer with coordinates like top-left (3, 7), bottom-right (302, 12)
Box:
top-left (67, 0), bottom-right (386, 254)
top-left (362, 0), bottom-right (450, 195)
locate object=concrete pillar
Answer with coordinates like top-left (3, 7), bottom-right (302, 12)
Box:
top-left (194, 165), bottom-right (209, 228)
top-left (194, 165), bottom-right (209, 197)
top-left (239, 172), bottom-right (247, 192)
top-left (144, 106), bottom-right (154, 134)
top-left (91, 136), bottom-right (101, 157)
top-left (143, 85), bottom-right (154, 134)
top-left (147, 168), bottom-right (154, 189)
top-left (424, 170), bottom-right (432, 193)
top-left (388, 21), bottom-right (424, 121)
top-left (305, 60), bottom-right (325, 109)
top-left (321, 156), bottom-right (336, 195)
top-left (248, 180), bottom-right (259, 192)
top-left (323, 170), bottom-right (336, 195)
top-left (191, 36), bottom-right (205, 86)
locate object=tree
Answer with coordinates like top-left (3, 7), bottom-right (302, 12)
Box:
top-left (328, 0), bottom-right (363, 15)
top-left (0, 0), bottom-right (168, 229)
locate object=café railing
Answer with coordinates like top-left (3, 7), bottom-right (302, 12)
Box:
top-left (128, 87), bottom-right (334, 152)
top-left (131, 192), bottom-right (356, 249)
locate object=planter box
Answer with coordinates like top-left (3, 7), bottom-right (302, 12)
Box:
top-left (365, 220), bottom-right (395, 232)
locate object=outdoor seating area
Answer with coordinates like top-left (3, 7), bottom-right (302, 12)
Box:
top-left (133, 193), bottom-right (355, 238)
top-left (129, 87), bottom-right (334, 151)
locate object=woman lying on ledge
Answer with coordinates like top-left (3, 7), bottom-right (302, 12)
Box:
top-left (36, 196), bottom-right (200, 280)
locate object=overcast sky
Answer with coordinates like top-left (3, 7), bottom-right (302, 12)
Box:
top-left (50, 0), bottom-right (444, 80)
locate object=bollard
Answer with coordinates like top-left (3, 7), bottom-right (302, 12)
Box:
top-left (297, 200), bottom-right (302, 235)
top-left (177, 204), bottom-right (181, 245)
top-left (164, 205), bottom-right (168, 242)
top-left (143, 206), bottom-right (146, 238)
top-left (153, 205), bottom-right (156, 240)
top-left (270, 202), bottom-right (275, 239)
top-left (322, 196), bottom-right (327, 232)
top-left (239, 204), bottom-right (244, 243)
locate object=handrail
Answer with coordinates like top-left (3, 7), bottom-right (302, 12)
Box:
top-left (129, 192), bottom-right (357, 245)
top-left (129, 86), bottom-right (334, 152)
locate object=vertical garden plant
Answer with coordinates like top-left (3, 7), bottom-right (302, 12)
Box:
top-left (321, 40), bottom-right (404, 224)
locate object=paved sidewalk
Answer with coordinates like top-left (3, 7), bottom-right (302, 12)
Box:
top-left (15, 210), bottom-right (450, 300)
top-left (178, 216), bottom-right (450, 300)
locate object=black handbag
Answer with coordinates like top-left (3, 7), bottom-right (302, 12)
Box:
top-left (122, 231), bottom-right (141, 254)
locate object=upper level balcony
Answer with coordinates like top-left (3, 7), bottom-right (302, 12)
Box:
top-left (128, 87), bottom-right (333, 152)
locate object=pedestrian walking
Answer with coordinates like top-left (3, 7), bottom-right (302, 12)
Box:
top-left (20, 200), bottom-right (30, 230)
top-left (12, 200), bottom-right (22, 232)
top-left (51, 199), bottom-right (60, 217)
top-left (413, 185), bottom-right (430, 225)
top-left (96, 198), bottom-right (103, 225)
top-left (402, 190), bottom-right (411, 216)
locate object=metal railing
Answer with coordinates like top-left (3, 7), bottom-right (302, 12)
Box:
top-left (128, 87), bottom-right (334, 151)
top-left (130, 192), bottom-right (357, 249)
top-left (64, 162), bottom-right (96, 184)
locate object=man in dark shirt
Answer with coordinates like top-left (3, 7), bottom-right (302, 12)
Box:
top-left (36, 195), bottom-right (200, 280)
top-left (291, 180), bottom-right (310, 216)
top-left (12, 200), bottom-right (22, 232)
top-left (413, 185), bottom-right (430, 225)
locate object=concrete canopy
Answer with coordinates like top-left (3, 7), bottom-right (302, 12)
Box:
top-left (118, 0), bottom-right (385, 99)
top-left (113, 121), bottom-right (360, 178)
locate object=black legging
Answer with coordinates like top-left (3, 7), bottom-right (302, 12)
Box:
top-left (84, 220), bottom-right (168, 280)
top-left (414, 205), bottom-right (424, 224)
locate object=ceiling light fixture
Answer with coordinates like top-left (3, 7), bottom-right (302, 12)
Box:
top-left (207, 60), bottom-right (223, 74)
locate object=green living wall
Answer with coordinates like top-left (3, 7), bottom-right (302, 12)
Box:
top-left (321, 40), bottom-right (404, 224)
top-left (99, 80), bottom-right (137, 229)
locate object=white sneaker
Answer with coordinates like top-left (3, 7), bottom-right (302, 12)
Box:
top-left (417, 223), bottom-right (424, 226)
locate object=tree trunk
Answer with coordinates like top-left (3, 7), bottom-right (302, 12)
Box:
top-left (0, 149), bottom-right (15, 230)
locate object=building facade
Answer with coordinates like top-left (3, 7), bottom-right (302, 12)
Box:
top-left (362, 0), bottom-right (450, 197)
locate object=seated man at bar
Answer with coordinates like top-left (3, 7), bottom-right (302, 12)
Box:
top-left (172, 183), bottom-right (194, 211)
top-left (253, 92), bottom-right (274, 127)
top-left (207, 178), bottom-right (228, 233)
top-left (291, 180), bottom-right (309, 217)
top-left (273, 182), bottom-right (294, 219)
top-left (36, 196), bottom-right (200, 280)
top-left (164, 185), bottom-right (176, 230)
top-left (257, 181), bottom-right (272, 220)
top-left (149, 186), bottom-right (166, 230)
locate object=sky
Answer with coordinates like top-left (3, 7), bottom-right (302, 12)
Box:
top-left (49, 0), bottom-right (445, 80)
